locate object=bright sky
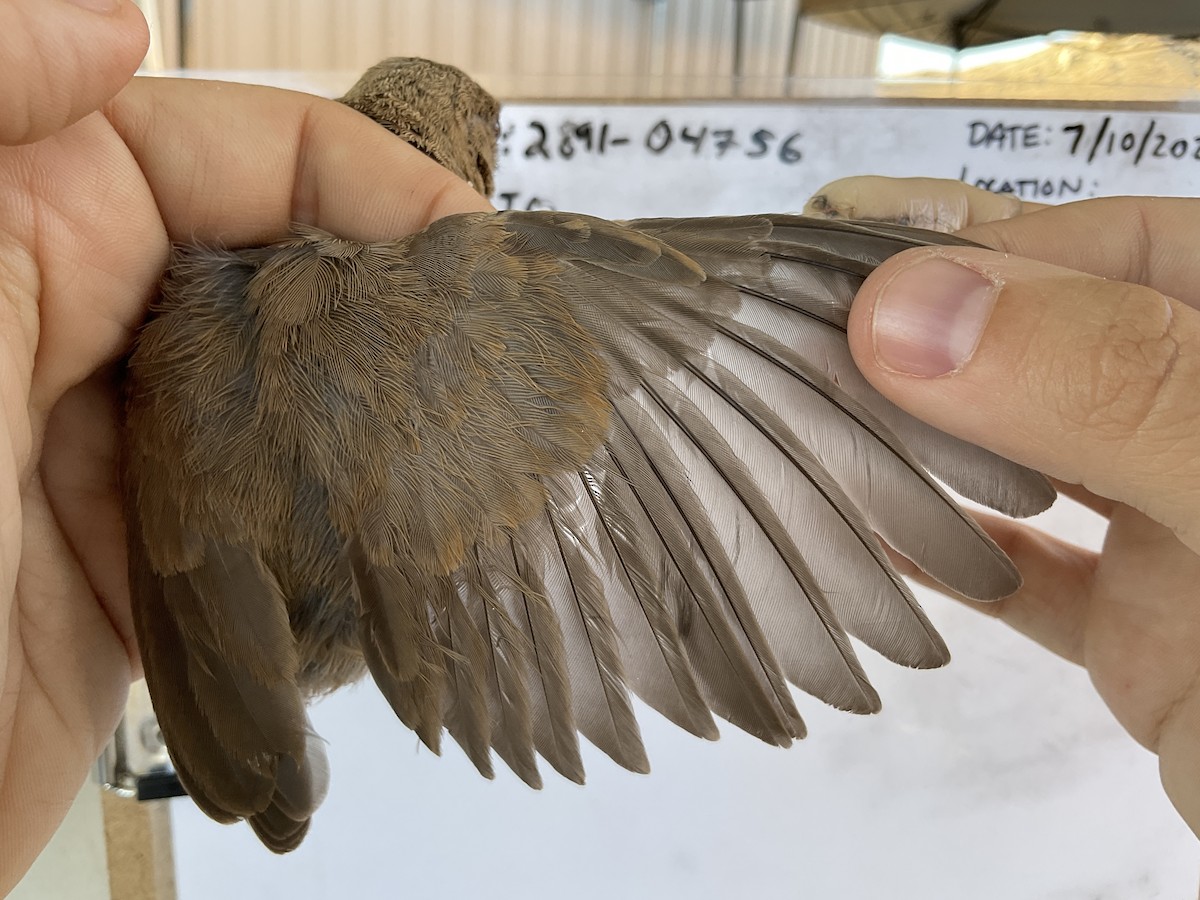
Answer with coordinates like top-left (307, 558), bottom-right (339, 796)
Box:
top-left (878, 32), bottom-right (1065, 77)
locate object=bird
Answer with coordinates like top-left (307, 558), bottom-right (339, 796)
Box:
top-left (121, 57), bottom-right (1055, 852)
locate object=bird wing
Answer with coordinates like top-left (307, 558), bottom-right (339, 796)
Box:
top-left (125, 210), bottom-right (1053, 835)
top-left (338, 210), bottom-right (1053, 785)
top-left (123, 514), bottom-right (328, 852)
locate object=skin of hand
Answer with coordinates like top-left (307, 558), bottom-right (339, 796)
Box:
top-left (820, 175), bottom-right (1200, 838)
top-left (803, 175), bottom-right (1037, 231)
top-left (0, 0), bottom-right (490, 890)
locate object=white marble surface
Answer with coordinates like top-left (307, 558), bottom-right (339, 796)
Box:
top-left (171, 497), bottom-right (1198, 899)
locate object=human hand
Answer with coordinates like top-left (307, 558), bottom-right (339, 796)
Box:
top-left (813, 176), bottom-right (1200, 838)
top-left (0, 1), bottom-right (490, 889)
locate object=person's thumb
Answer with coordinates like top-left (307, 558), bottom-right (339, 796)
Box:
top-left (0, 0), bottom-right (148, 145)
top-left (849, 245), bottom-right (1200, 552)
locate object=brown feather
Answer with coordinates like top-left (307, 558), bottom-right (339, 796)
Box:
top-left (462, 551), bottom-right (541, 787)
top-left (488, 539), bottom-right (586, 784)
top-left (349, 541), bottom-right (447, 752)
top-left (605, 409), bottom-right (806, 742)
top-left (436, 572), bottom-right (496, 778)
top-left (574, 465), bottom-right (718, 741)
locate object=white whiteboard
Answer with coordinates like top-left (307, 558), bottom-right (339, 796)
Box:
top-left (494, 103), bottom-right (1200, 216)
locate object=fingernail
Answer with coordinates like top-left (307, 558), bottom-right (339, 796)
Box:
top-left (872, 255), bottom-right (999, 377)
top-left (61, 0), bottom-right (121, 12)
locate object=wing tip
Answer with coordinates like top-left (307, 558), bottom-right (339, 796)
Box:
top-left (248, 796), bottom-right (313, 854)
top-left (1000, 474), bottom-right (1058, 519)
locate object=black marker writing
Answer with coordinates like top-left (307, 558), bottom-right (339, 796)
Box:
top-left (1062, 117), bottom-right (1200, 166)
top-left (959, 166), bottom-right (1090, 199)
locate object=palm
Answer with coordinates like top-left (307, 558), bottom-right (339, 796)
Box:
top-left (0, 113), bottom-right (162, 887)
top-left (973, 497), bottom-right (1200, 824)
top-left (1085, 506), bottom-right (1200, 769)
top-left (3, 403), bottom-right (136, 870)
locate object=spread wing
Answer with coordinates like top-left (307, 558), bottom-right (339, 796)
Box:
top-left (339, 210), bottom-right (1053, 784)
top-left (125, 210), bottom-right (1053, 847)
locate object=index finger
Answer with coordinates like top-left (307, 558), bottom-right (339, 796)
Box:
top-left (803, 176), bottom-right (1044, 232)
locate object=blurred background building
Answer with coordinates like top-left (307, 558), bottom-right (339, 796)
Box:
top-left (136, 0), bottom-right (1200, 101)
